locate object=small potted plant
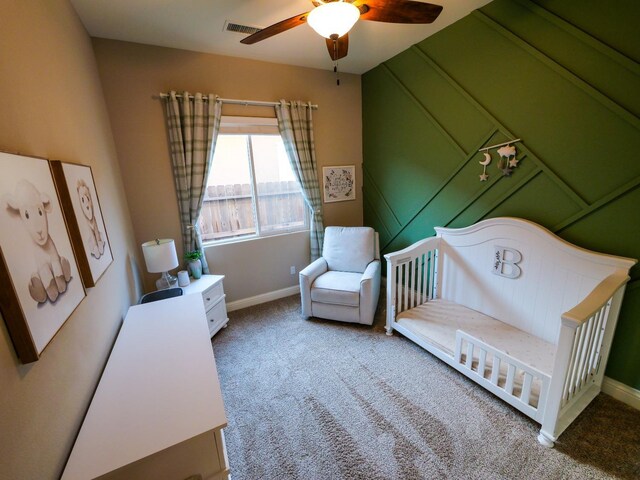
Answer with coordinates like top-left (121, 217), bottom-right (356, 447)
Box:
top-left (184, 250), bottom-right (203, 279)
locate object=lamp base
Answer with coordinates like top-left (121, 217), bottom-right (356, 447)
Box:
top-left (156, 271), bottom-right (178, 290)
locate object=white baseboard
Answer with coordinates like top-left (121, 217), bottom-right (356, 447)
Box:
top-left (602, 376), bottom-right (640, 410)
top-left (226, 285), bottom-right (300, 312)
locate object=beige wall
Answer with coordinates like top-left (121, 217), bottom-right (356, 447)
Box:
top-left (0, 1), bottom-right (142, 478)
top-left (209, 231), bottom-right (310, 305)
top-left (92, 39), bottom-right (363, 296)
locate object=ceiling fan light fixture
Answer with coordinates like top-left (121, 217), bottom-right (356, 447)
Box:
top-left (307, 1), bottom-right (360, 39)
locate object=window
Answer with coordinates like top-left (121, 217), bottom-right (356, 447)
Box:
top-left (198, 117), bottom-right (307, 243)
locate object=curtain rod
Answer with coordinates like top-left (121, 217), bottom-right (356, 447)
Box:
top-left (157, 93), bottom-right (318, 110)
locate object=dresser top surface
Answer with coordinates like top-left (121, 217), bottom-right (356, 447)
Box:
top-left (181, 274), bottom-right (225, 295)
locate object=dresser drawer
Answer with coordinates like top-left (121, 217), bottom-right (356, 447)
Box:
top-left (202, 282), bottom-right (224, 311)
top-left (206, 297), bottom-right (228, 336)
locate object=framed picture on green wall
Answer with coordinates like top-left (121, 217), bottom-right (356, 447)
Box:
top-left (323, 165), bottom-right (355, 203)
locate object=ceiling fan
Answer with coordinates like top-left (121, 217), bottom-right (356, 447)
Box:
top-left (240, 0), bottom-right (443, 63)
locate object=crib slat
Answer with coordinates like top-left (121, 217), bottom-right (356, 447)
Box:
top-left (478, 349), bottom-right (487, 378)
top-left (429, 250), bottom-right (436, 299)
top-left (576, 315), bottom-right (596, 388)
top-left (505, 364), bottom-right (516, 394)
top-left (592, 298), bottom-right (613, 373)
top-left (490, 357), bottom-right (501, 385)
top-left (589, 303), bottom-right (608, 375)
top-left (466, 342), bottom-right (474, 369)
top-left (413, 257), bottom-right (420, 307)
top-left (396, 265), bottom-right (402, 315)
top-left (416, 254), bottom-right (423, 305)
top-left (562, 327), bottom-right (581, 404)
top-left (454, 335), bottom-right (463, 363)
top-left (397, 264), bottom-right (402, 313)
top-left (569, 324), bottom-right (588, 397)
top-left (424, 252), bottom-right (428, 301)
top-left (419, 254), bottom-right (426, 304)
top-left (407, 259), bottom-right (414, 308)
top-left (425, 252), bottom-right (430, 301)
top-left (567, 324), bottom-right (585, 398)
top-left (587, 304), bottom-right (608, 380)
top-left (399, 263), bottom-right (404, 312)
top-left (403, 263), bottom-right (409, 312)
top-left (433, 249), bottom-right (439, 298)
top-left (581, 310), bottom-right (602, 384)
top-left (414, 257), bottom-right (422, 307)
top-left (521, 372), bottom-right (533, 405)
top-left (579, 315), bottom-right (598, 388)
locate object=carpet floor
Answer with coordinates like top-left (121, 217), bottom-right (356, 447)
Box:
top-left (212, 295), bottom-right (640, 480)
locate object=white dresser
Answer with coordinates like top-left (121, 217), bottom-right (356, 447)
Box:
top-left (181, 275), bottom-right (229, 338)
top-left (61, 295), bottom-right (229, 480)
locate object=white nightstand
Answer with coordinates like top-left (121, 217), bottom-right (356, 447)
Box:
top-left (181, 274), bottom-right (228, 338)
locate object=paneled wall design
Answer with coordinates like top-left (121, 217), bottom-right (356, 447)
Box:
top-left (362, 0), bottom-right (640, 389)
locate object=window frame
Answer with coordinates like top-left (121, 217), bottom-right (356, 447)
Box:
top-left (200, 116), bottom-right (309, 246)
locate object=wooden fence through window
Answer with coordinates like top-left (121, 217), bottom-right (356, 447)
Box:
top-left (199, 181), bottom-right (306, 241)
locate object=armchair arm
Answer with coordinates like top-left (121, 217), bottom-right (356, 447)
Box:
top-left (359, 260), bottom-right (381, 325)
top-left (361, 260), bottom-right (381, 284)
top-left (300, 257), bottom-right (328, 283)
top-left (299, 257), bottom-right (328, 317)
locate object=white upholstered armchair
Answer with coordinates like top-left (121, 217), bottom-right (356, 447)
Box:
top-left (299, 226), bottom-right (381, 325)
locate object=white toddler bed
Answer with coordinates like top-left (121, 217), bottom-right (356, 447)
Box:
top-left (384, 217), bottom-right (636, 446)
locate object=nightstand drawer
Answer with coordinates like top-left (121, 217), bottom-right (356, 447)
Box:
top-left (206, 298), bottom-right (228, 336)
top-left (202, 282), bottom-right (224, 311)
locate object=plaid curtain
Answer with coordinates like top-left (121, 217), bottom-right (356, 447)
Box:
top-left (163, 91), bottom-right (221, 274)
top-left (275, 100), bottom-right (324, 260)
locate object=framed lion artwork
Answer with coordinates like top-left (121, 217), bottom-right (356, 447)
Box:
top-left (50, 160), bottom-right (113, 288)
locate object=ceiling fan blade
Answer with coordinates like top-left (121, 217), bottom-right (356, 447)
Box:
top-left (326, 34), bottom-right (349, 61)
top-left (240, 12), bottom-right (310, 45)
top-left (356, 0), bottom-right (443, 24)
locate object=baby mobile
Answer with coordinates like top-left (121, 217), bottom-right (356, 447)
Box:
top-left (478, 138), bottom-right (522, 181)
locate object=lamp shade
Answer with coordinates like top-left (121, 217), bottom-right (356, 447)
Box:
top-left (307, 1), bottom-right (360, 39)
top-left (141, 239), bottom-right (179, 273)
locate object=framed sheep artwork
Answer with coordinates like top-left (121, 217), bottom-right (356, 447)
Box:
top-left (0, 151), bottom-right (86, 363)
top-left (50, 161), bottom-right (113, 288)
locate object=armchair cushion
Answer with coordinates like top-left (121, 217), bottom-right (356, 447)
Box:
top-left (323, 226), bottom-right (375, 273)
top-left (311, 271), bottom-right (362, 307)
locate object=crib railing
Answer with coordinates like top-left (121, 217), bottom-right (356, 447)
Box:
top-left (560, 299), bottom-right (611, 409)
top-left (540, 272), bottom-right (630, 443)
top-left (384, 237), bottom-right (441, 335)
top-left (454, 331), bottom-right (550, 420)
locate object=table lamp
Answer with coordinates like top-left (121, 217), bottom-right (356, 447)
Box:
top-left (141, 238), bottom-right (179, 290)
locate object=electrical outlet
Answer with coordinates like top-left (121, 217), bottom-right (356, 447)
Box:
top-left (290, 266), bottom-right (296, 275)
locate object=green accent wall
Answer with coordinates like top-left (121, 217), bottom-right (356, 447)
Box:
top-left (362, 0), bottom-right (640, 389)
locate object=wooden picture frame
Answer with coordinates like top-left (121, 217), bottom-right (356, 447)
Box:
top-left (0, 152), bottom-right (86, 363)
top-left (323, 165), bottom-right (356, 203)
top-left (50, 161), bottom-right (113, 288)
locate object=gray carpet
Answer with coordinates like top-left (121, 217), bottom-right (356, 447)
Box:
top-left (212, 295), bottom-right (640, 480)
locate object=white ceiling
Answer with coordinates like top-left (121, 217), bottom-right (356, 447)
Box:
top-left (71, 0), bottom-right (492, 74)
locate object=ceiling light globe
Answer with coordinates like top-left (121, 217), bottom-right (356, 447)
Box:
top-left (307, 2), bottom-right (360, 39)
